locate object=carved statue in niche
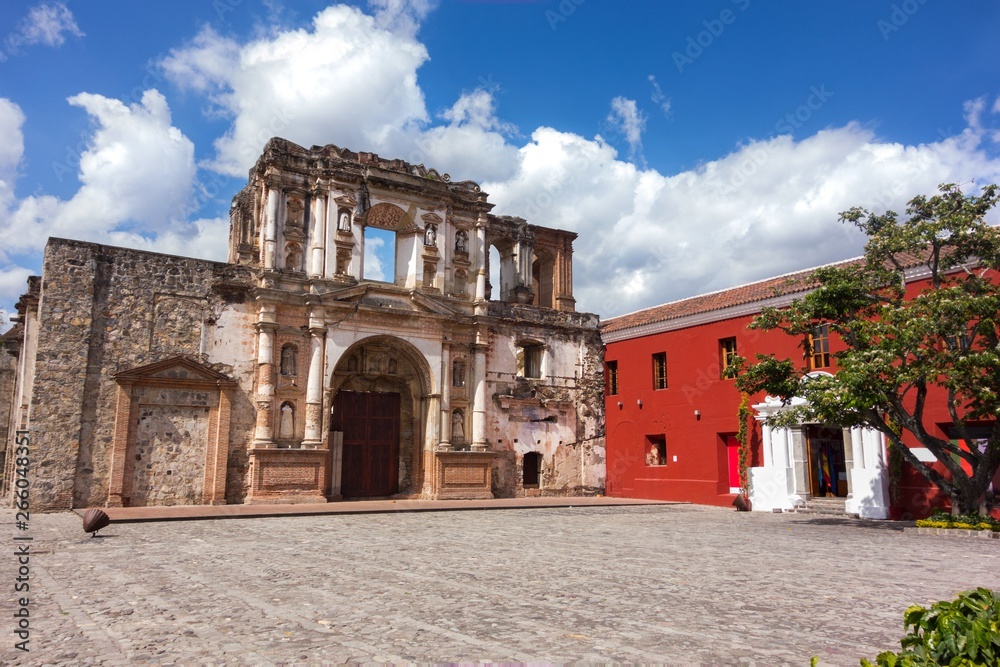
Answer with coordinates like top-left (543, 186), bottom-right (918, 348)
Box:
top-left (280, 345), bottom-right (297, 377)
top-left (337, 210), bottom-right (351, 232)
top-left (279, 402), bottom-right (295, 439)
top-left (452, 410), bottom-right (465, 442)
top-left (388, 358), bottom-right (397, 374)
top-left (424, 224), bottom-right (437, 246)
top-left (455, 229), bottom-right (468, 254)
top-left (336, 248), bottom-right (351, 275)
top-left (285, 242), bottom-right (302, 271)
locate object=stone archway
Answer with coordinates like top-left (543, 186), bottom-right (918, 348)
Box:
top-left (328, 336), bottom-right (432, 499)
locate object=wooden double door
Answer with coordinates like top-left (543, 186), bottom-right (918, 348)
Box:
top-left (333, 391), bottom-right (400, 498)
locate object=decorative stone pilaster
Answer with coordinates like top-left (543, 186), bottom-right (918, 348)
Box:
top-left (438, 344), bottom-right (452, 450)
top-left (471, 340), bottom-right (488, 451)
top-left (302, 324), bottom-right (326, 448)
top-left (309, 189), bottom-right (327, 278)
top-left (253, 317), bottom-right (278, 447)
top-left (263, 185), bottom-right (280, 270)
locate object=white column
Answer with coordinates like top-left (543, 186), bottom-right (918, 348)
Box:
top-left (439, 344), bottom-right (452, 449)
top-left (851, 427), bottom-right (865, 469)
top-left (471, 341), bottom-right (487, 451)
top-left (759, 421), bottom-right (773, 468)
top-left (253, 315), bottom-right (277, 447)
top-left (302, 326), bottom-right (326, 447)
top-left (310, 192), bottom-right (327, 278)
top-left (263, 186), bottom-right (279, 270)
top-left (474, 200), bottom-right (488, 314)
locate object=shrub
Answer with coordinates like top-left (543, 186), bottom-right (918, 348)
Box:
top-left (915, 509), bottom-right (1000, 532)
top-left (862, 588), bottom-right (1000, 666)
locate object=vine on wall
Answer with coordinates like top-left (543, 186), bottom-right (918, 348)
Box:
top-left (737, 393), bottom-right (751, 500)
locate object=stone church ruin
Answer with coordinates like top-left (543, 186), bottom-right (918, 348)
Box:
top-left (0, 138), bottom-right (605, 511)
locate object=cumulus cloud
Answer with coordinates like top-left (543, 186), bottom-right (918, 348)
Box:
top-left (2, 90), bottom-right (206, 260)
top-left (2, 1), bottom-right (83, 59)
top-left (607, 97), bottom-right (646, 166)
top-left (0, 98), bottom-right (26, 207)
top-left (485, 122), bottom-right (1000, 319)
top-left (161, 5), bottom-right (431, 176)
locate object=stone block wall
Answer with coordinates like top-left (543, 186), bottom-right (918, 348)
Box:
top-left (28, 239), bottom-right (256, 511)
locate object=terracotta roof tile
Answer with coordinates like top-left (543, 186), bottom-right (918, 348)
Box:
top-left (600, 250), bottom-right (937, 335)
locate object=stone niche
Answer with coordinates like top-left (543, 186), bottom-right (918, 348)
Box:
top-left (107, 356), bottom-right (237, 508)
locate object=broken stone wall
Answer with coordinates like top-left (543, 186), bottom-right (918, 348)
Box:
top-left (485, 302), bottom-right (605, 497)
top-left (27, 239), bottom-right (256, 511)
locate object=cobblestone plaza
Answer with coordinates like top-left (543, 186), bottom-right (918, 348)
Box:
top-left (4, 504), bottom-right (999, 665)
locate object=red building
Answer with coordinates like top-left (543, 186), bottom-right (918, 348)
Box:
top-left (601, 259), bottom-right (997, 519)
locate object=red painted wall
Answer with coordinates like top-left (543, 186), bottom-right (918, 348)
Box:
top-left (604, 272), bottom-right (998, 519)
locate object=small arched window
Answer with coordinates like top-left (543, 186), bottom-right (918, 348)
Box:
top-left (280, 344), bottom-right (297, 377)
top-left (452, 358), bottom-right (466, 388)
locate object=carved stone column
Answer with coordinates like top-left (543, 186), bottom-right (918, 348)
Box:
top-left (302, 325), bottom-right (326, 448)
top-left (474, 197), bottom-right (489, 315)
top-left (471, 340), bottom-right (488, 451)
top-left (309, 190), bottom-right (327, 278)
top-left (263, 186), bottom-right (280, 270)
top-left (253, 312), bottom-right (278, 447)
top-left (439, 343), bottom-right (452, 450)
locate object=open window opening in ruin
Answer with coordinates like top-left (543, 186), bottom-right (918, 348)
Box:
top-left (531, 250), bottom-right (555, 309)
top-left (523, 451), bottom-right (542, 487)
top-left (487, 244), bottom-right (502, 301)
top-left (516, 342), bottom-right (544, 379)
top-left (363, 226), bottom-right (396, 282)
top-left (645, 434), bottom-right (666, 466)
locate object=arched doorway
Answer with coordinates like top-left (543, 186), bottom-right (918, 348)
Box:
top-left (329, 336), bottom-right (431, 499)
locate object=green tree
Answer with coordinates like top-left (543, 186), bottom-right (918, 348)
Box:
top-left (731, 183), bottom-right (1000, 515)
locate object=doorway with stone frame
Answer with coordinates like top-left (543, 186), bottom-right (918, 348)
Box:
top-left (328, 336), bottom-right (431, 500)
top-left (806, 425), bottom-right (848, 498)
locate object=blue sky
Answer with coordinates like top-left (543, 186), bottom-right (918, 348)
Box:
top-left (1, 0), bottom-right (1000, 326)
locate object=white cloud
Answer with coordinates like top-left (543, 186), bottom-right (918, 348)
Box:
top-left (648, 75), bottom-right (671, 115)
top-left (485, 122), bottom-right (1000, 319)
top-left (2, 90), bottom-right (200, 260)
top-left (0, 266), bottom-right (33, 304)
top-left (0, 98), bottom-right (26, 207)
top-left (20, 2), bottom-right (83, 46)
top-left (2, 2), bottom-right (83, 59)
top-left (161, 5), bottom-right (432, 177)
top-left (607, 96), bottom-right (646, 165)
top-left (367, 0), bottom-right (438, 38)
top-left (363, 235), bottom-right (386, 281)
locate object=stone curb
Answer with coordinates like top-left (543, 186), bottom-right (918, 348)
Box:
top-left (904, 526), bottom-right (1000, 539)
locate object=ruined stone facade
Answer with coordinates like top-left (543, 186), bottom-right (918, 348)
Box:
top-left (2, 138), bottom-right (605, 510)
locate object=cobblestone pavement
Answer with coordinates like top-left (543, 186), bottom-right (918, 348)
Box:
top-left (3, 504), bottom-right (998, 666)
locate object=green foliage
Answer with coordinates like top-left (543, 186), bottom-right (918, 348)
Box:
top-left (861, 588), bottom-right (1000, 666)
top-left (734, 183), bottom-right (1000, 515)
top-left (736, 393), bottom-right (751, 499)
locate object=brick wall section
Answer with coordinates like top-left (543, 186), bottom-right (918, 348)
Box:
top-left (30, 239), bottom-right (255, 511)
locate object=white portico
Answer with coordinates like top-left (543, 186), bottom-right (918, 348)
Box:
top-left (748, 394), bottom-right (890, 519)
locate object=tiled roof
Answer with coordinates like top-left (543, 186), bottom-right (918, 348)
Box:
top-left (600, 250), bottom-right (939, 335)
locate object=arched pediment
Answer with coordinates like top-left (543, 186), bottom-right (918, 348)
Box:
top-left (365, 203), bottom-right (413, 231)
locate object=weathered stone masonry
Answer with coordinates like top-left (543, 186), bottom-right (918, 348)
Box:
top-left (2, 137), bottom-right (605, 510)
